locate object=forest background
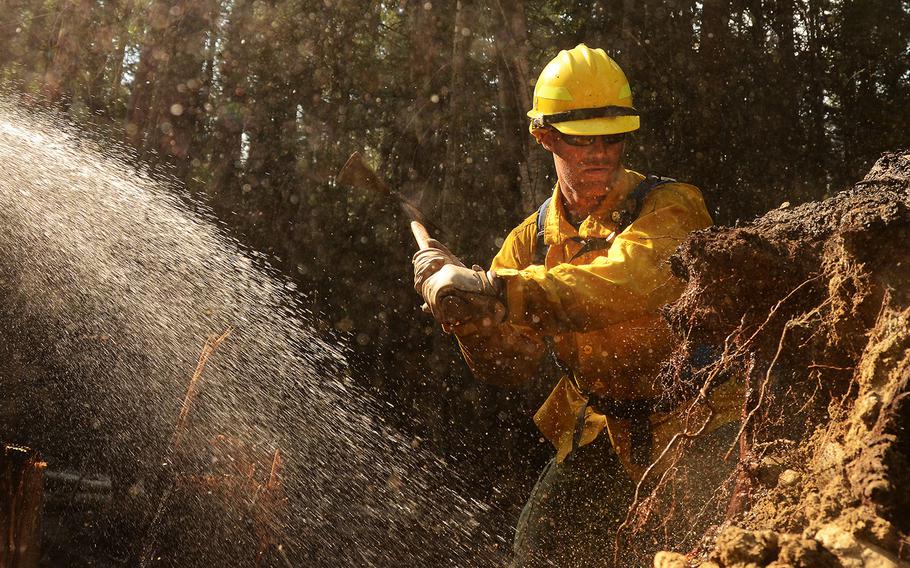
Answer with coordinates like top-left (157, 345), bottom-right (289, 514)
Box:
top-left (0, 0), bottom-right (907, 527)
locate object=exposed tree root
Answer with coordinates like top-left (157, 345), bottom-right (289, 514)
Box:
top-left (641, 151), bottom-right (910, 567)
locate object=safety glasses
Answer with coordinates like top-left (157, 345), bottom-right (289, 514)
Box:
top-left (558, 132), bottom-right (627, 147)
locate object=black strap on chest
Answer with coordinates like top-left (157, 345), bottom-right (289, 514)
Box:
top-left (572, 392), bottom-right (657, 467)
top-left (533, 174), bottom-right (675, 266)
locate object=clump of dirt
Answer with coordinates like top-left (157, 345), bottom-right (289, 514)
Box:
top-left (652, 151), bottom-right (910, 567)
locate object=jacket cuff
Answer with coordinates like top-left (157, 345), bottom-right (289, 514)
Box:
top-left (495, 267), bottom-right (541, 327)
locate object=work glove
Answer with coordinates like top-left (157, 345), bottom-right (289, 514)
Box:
top-left (412, 239), bottom-right (466, 293)
top-left (417, 263), bottom-right (506, 328)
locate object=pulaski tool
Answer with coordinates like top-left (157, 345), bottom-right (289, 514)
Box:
top-left (337, 152), bottom-right (470, 323)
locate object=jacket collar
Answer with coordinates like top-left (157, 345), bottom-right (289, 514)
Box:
top-left (543, 168), bottom-right (645, 245)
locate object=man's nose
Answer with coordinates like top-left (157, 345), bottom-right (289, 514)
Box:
top-left (587, 136), bottom-right (612, 156)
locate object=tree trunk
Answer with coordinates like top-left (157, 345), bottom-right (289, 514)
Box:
top-left (126, 0), bottom-right (215, 179)
top-left (747, 0), bottom-right (765, 48)
top-left (107, 2), bottom-right (132, 109)
top-left (210, 0), bottom-right (250, 201)
top-left (441, 0), bottom-right (469, 216)
top-left (386, 1), bottom-right (449, 214)
top-left (493, 0), bottom-right (551, 213)
top-left (239, 0), bottom-right (302, 228)
top-left (802, 0), bottom-right (828, 187)
top-left (619, 0), bottom-right (637, 59)
top-left (126, 22), bottom-right (161, 151)
top-left (0, 1), bottom-right (28, 69)
top-left (43, 0), bottom-right (94, 106)
top-left (770, 0), bottom-right (801, 156)
top-left (0, 445), bottom-right (44, 568)
top-left (696, 0), bottom-right (734, 216)
top-left (158, 0), bottom-right (218, 179)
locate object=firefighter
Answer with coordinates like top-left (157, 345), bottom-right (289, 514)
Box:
top-left (414, 44), bottom-right (742, 566)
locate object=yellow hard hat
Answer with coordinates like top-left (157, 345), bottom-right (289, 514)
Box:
top-left (527, 44), bottom-right (639, 136)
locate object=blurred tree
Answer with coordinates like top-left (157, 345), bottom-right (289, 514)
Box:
top-left (831, 0), bottom-right (909, 185)
top-left (384, 0), bottom-right (451, 214)
top-left (0, 1), bottom-right (57, 90)
top-left (801, 0), bottom-right (834, 189)
top-left (127, 0), bottom-right (219, 178)
top-left (242, 0), bottom-right (301, 227)
top-left (209, 0), bottom-right (251, 202)
top-left (0, 0), bottom-right (906, 536)
top-left (491, 0), bottom-right (552, 211)
top-left (43, 0), bottom-right (94, 105)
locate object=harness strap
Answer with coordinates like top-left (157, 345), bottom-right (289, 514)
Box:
top-left (533, 197), bottom-right (551, 265)
top-left (533, 174), bottom-right (675, 266)
top-left (595, 396), bottom-right (656, 466)
top-left (535, 174), bottom-right (675, 464)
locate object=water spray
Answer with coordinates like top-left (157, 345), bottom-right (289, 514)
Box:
top-left (0, 101), bottom-right (507, 566)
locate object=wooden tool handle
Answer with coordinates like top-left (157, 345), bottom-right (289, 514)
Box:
top-left (338, 152), bottom-right (470, 325)
top-left (410, 220), bottom-right (432, 250)
top-left (411, 221), bottom-right (471, 323)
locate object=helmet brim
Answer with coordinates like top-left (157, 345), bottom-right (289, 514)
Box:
top-left (549, 115), bottom-right (640, 136)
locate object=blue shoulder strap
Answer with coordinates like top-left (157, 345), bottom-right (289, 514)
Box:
top-left (532, 175), bottom-right (675, 265)
top-left (616, 174), bottom-right (675, 228)
top-left (533, 197), bottom-right (552, 265)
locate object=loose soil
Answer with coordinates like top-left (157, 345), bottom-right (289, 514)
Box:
top-left (653, 151), bottom-right (910, 567)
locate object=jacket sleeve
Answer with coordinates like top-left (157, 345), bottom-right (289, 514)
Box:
top-left (495, 183), bottom-right (712, 334)
top-left (452, 215), bottom-right (548, 388)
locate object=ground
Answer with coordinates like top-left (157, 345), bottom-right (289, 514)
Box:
top-left (2, 152), bottom-right (908, 567)
top-left (651, 151), bottom-right (910, 567)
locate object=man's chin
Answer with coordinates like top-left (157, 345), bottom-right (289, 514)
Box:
top-left (577, 182), bottom-right (610, 198)
top-left (579, 170), bottom-right (615, 184)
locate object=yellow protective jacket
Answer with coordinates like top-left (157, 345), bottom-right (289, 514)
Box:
top-left (454, 168), bottom-right (743, 479)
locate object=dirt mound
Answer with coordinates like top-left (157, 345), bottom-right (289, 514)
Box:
top-left (652, 151), bottom-right (910, 567)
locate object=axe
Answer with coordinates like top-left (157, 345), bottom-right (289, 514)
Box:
top-left (337, 152), bottom-right (471, 324)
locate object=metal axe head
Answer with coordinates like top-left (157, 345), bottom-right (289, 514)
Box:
top-left (336, 152), bottom-right (391, 195)
top-left (336, 151), bottom-right (433, 229)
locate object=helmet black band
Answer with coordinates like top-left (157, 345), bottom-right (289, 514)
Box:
top-left (530, 105), bottom-right (640, 129)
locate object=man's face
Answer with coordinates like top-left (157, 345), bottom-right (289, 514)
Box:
top-left (538, 129), bottom-right (626, 206)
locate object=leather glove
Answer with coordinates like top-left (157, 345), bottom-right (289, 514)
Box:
top-left (418, 263), bottom-right (505, 326)
top-left (412, 239), bottom-right (465, 293)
